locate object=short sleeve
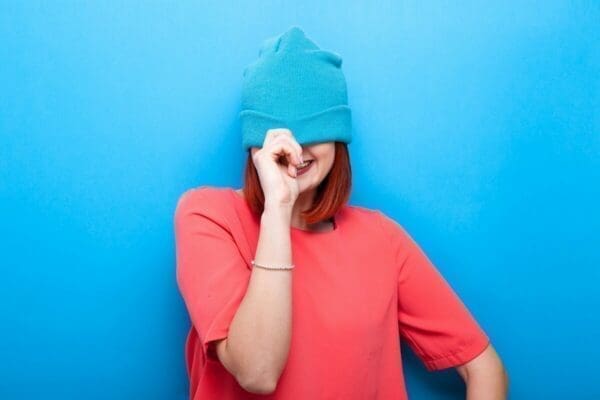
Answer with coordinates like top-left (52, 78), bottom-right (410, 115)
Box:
top-left (174, 188), bottom-right (251, 361)
top-left (377, 211), bottom-right (490, 371)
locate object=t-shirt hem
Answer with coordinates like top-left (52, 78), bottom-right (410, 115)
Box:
top-left (203, 324), bottom-right (230, 361)
top-left (422, 335), bottom-right (491, 372)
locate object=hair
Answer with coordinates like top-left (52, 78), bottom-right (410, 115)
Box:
top-left (242, 141), bottom-right (352, 225)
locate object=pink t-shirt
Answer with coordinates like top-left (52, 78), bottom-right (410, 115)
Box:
top-left (174, 185), bottom-right (490, 399)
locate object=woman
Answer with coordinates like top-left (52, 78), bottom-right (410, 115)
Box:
top-left (175, 26), bottom-right (508, 399)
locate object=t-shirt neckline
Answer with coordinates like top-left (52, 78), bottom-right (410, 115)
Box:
top-left (228, 187), bottom-right (340, 236)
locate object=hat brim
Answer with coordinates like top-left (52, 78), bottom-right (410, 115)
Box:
top-left (240, 105), bottom-right (352, 150)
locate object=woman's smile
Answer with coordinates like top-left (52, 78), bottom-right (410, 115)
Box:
top-left (296, 159), bottom-right (314, 176)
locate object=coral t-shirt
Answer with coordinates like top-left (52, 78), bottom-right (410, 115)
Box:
top-left (174, 185), bottom-right (490, 399)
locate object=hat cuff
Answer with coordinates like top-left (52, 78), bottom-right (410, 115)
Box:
top-left (240, 105), bottom-right (352, 150)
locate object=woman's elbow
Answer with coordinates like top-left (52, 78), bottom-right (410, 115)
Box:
top-left (215, 337), bottom-right (282, 394)
top-left (502, 366), bottom-right (510, 391)
top-left (238, 371), bottom-right (279, 395)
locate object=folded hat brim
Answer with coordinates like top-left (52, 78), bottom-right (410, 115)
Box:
top-left (240, 105), bottom-right (352, 150)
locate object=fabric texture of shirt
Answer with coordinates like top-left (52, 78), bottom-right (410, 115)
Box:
top-left (174, 185), bottom-right (490, 399)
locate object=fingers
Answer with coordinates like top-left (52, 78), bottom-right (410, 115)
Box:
top-left (264, 129), bottom-right (303, 165)
top-left (262, 129), bottom-right (304, 177)
top-left (288, 159), bottom-right (296, 178)
top-left (270, 140), bottom-right (300, 177)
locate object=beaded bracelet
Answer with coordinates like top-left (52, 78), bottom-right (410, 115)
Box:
top-left (251, 259), bottom-right (295, 270)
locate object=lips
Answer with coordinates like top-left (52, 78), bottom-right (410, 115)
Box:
top-left (297, 160), bottom-right (313, 176)
top-left (297, 159), bottom-right (313, 169)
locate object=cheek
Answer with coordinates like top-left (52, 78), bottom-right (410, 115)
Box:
top-left (316, 157), bottom-right (334, 173)
top-left (326, 155), bottom-right (335, 168)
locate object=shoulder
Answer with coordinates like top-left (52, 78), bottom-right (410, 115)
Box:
top-left (174, 185), bottom-right (233, 223)
top-left (346, 204), bottom-right (411, 243)
top-left (176, 184), bottom-right (231, 208)
top-left (343, 204), bottom-right (399, 238)
top-left (344, 203), bottom-right (380, 223)
top-left (342, 205), bottom-right (415, 268)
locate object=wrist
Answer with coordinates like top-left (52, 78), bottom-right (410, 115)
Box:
top-left (261, 206), bottom-right (292, 226)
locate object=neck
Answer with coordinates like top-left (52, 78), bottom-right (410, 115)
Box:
top-left (291, 188), bottom-right (334, 232)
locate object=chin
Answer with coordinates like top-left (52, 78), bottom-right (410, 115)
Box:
top-left (299, 179), bottom-right (320, 193)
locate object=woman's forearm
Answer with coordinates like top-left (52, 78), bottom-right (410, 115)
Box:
top-left (465, 365), bottom-right (509, 400)
top-left (220, 205), bottom-right (294, 393)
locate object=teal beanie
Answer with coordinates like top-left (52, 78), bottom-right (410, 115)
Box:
top-left (239, 26), bottom-right (352, 151)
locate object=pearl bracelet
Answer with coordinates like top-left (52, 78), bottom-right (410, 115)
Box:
top-left (251, 259), bottom-right (295, 270)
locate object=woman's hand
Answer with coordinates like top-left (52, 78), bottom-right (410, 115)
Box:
top-left (250, 128), bottom-right (304, 209)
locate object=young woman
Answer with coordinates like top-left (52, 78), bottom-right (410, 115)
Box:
top-left (175, 26), bottom-right (508, 399)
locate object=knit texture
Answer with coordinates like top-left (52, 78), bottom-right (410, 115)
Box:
top-left (239, 26), bottom-right (352, 150)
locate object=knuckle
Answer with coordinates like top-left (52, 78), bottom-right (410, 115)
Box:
top-left (266, 128), bottom-right (291, 136)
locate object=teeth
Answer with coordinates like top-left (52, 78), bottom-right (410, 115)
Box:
top-left (298, 160), bottom-right (312, 168)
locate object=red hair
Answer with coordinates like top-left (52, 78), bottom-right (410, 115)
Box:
top-left (242, 141), bottom-right (352, 225)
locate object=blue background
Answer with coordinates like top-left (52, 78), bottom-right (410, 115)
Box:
top-left (1, 1), bottom-right (598, 399)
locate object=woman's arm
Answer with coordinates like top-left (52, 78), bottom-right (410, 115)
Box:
top-left (213, 204), bottom-right (294, 395)
top-left (455, 343), bottom-right (509, 399)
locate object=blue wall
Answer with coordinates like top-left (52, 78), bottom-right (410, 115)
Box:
top-left (1, 2), bottom-right (598, 399)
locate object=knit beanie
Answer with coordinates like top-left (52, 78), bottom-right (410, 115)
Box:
top-left (239, 26), bottom-right (352, 151)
